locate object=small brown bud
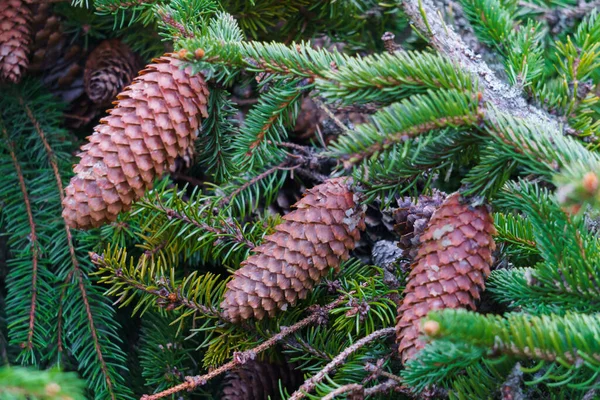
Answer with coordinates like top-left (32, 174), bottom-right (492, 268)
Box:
top-left (583, 172), bottom-right (599, 194)
top-left (45, 382), bottom-right (61, 396)
top-left (167, 292), bottom-right (177, 302)
top-left (177, 48), bottom-right (188, 59)
top-left (422, 320), bottom-right (440, 337)
top-left (194, 48), bottom-right (205, 59)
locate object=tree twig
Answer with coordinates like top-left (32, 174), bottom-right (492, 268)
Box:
top-left (321, 384), bottom-right (364, 400)
top-left (288, 327), bottom-right (396, 400)
top-left (401, 0), bottom-right (565, 132)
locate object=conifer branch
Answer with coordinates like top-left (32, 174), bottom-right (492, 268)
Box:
top-left (220, 159), bottom-right (290, 206)
top-left (140, 294), bottom-right (352, 399)
top-left (401, 0), bottom-right (565, 131)
top-left (158, 206), bottom-right (255, 250)
top-left (21, 100), bottom-right (120, 400)
top-left (1, 125), bottom-right (39, 352)
top-left (288, 327), bottom-right (396, 400)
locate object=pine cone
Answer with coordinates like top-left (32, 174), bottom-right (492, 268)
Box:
top-left (84, 39), bottom-right (141, 105)
top-left (62, 55), bottom-right (209, 229)
top-left (221, 178), bottom-right (366, 323)
top-left (28, 2), bottom-right (62, 73)
top-left (393, 190), bottom-right (446, 259)
top-left (220, 359), bottom-right (303, 400)
top-left (396, 193), bottom-right (496, 364)
top-left (0, 0), bottom-right (33, 83)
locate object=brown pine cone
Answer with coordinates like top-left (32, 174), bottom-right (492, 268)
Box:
top-left (28, 2), bottom-right (63, 73)
top-left (84, 39), bottom-right (141, 105)
top-left (221, 177), bottom-right (366, 323)
top-left (0, 0), bottom-right (33, 83)
top-left (62, 54), bottom-right (209, 229)
top-left (393, 190), bottom-right (446, 259)
top-left (220, 359), bottom-right (303, 400)
top-left (396, 193), bottom-right (496, 364)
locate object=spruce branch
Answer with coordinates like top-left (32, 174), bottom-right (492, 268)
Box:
top-left (401, 0), bottom-right (565, 131)
top-left (425, 309), bottom-right (600, 383)
top-left (1, 123), bottom-right (39, 353)
top-left (329, 89), bottom-right (484, 166)
top-left (316, 51), bottom-right (476, 105)
top-left (288, 327), bottom-right (396, 400)
top-left (22, 101), bottom-right (122, 400)
top-left (140, 294), bottom-right (353, 399)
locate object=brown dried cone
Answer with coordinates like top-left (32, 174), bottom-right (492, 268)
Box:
top-left (28, 2), bottom-right (63, 73)
top-left (393, 190), bottom-right (446, 259)
top-left (0, 0), bottom-right (33, 83)
top-left (395, 193), bottom-right (496, 364)
top-left (84, 39), bottom-right (141, 106)
top-left (62, 55), bottom-right (209, 229)
top-left (220, 359), bottom-right (303, 400)
top-left (221, 177), bottom-right (366, 323)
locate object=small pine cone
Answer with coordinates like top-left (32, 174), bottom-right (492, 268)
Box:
top-left (220, 359), bottom-right (303, 400)
top-left (28, 2), bottom-right (62, 73)
top-left (393, 190), bottom-right (446, 259)
top-left (396, 193), bottom-right (496, 364)
top-left (84, 39), bottom-right (141, 105)
top-left (62, 55), bottom-right (209, 229)
top-left (0, 0), bottom-right (33, 83)
top-left (221, 177), bottom-right (366, 323)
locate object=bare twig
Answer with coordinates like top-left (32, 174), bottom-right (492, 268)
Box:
top-left (288, 327), bottom-right (396, 400)
top-left (322, 384), bottom-right (364, 400)
top-left (364, 379), bottom-right (402, 396)
top-left (313, 97), bottom-right (349, 133)
top-left (364, 362), bottom-right (404, 384)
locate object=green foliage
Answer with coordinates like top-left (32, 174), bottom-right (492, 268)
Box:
top-left (403, 340), bottom-right (513, 398)
top-left (197, 88), bottom-right (238, 182)
top-left (231, 80), bottom-right (304, 172)
top-left (460, 0), bottom-right (545, 86)
top-left (316, 51), bottom-right (475, 105)
top-left (425, 309), bottom-right (600, 390)
top-left (0, 83), bottom-right (133, 399)
top-left (0, 366), bottom-right (86, 400)
top-left (138, 312), bottom-right (202, 394)
top-left (329, 89), bottom-right (483, 166)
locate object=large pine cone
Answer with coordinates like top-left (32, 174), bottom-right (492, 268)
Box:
top-left (220, 359), bottom-right (303, 400)
top-left (396, 193), bottom-right (496, 364)
top-left (84, 39), bottom-right (141, 105)
top-left (221, 178), bottom-right (366, 323)
top-left (0, 0), bottom-right (33, 83)
top-left (62, 55), bottom-right (209, 229)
